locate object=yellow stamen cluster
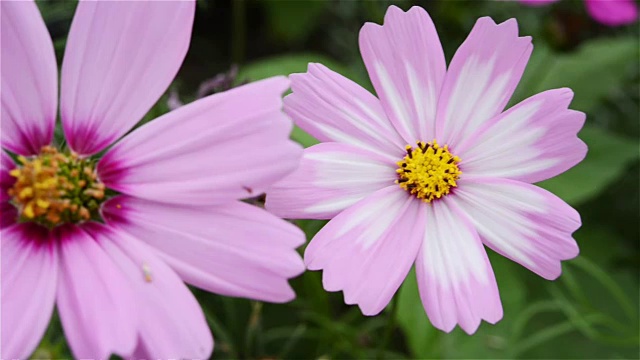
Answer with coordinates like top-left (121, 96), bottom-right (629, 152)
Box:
top-left (396, 140), bottom-right (462, 203)
top-left (8, 146), bottom-right (106, 227)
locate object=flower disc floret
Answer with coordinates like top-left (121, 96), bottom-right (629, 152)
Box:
top-left (8, 146), bottom-right (106, 227)
top-left (396, 140), bottom-right (462, 202)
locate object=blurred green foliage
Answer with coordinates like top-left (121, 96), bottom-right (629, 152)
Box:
top-left (35, 0), bottom-right (639, 359)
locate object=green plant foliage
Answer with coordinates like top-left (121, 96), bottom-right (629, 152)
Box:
top-left (237, 53), bottom-right (356, 83)
top-left (521, 37), bottom-right (638, 113)
top-left (396, 270), bottom-right (437, 358)
top-left (539, 125), bottom-right (638, 205)
top-left (290, 126), bottom-right (320, 148)
top-left (261, 0), bottom-right (329, 44)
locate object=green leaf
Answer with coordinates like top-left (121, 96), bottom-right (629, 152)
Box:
top-left (513, 37), bottom-right (638, 113)
top-left (262, 0), bottom-right (328, 44)
top-left (511, 314), bottom-right (607, 358)
top-left (396, 269), bottom-right (438, 359)
top-left (538, 125), bottom-right (638, 205)
top-left (237, 53), bottom-right (354, 83)
top-left (570, 229), bottom-right (639, 327)
top-left (291, 125), bottom-right (320, 148)
top-left (511, 44), bottom-right (552, 106)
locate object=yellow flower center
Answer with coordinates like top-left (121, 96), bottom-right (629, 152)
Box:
top-left (8, 146), bottom-right (106, 227)
top-left (396, 140), bottom-right (462, 203)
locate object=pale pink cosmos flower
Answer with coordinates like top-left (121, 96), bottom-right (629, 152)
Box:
top-left (266, 6), bottom-right (587, 334)
top-left (1, 1), bottom-right (304, 359)
top-left (520, 0), bottom-right (638, 26)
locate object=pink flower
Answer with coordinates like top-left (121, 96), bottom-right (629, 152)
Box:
top-left (520, 0), bottom-right (638, 26)
top-left (1, 1), bottom-right (304, 359)
top-left (266, 6), bottom-right (587, 334)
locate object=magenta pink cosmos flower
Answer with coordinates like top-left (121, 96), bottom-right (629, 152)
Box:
top-left (266, 6), bottom-right (587, 334)
top-left (1, 1), bottom-right (304, 359)
top-left (520, 0), bottom-right (638, 26)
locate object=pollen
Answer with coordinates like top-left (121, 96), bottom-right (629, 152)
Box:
top-left (8, 146), bottom-right (106, 227)
top-left (396, 140), bottom-right (462, 203)
top-left (142, 263), bottom-right (153, 283)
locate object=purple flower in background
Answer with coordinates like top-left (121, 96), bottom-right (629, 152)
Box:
top-left (267, 6), bottom-right (586, 334)
top-left (1, 1), bottom-right (304, 358)
top-left (520, 0), bottom-right (638, 26)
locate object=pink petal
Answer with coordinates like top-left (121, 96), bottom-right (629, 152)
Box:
top-left (1, 151), bottom-right (15, 207)
top-left (519, 0), bottom-right (561, 6)
top-left (1, 1), bottom-right (57, 155)
top-left (0, 152), bottom-right (17, 228)
top-left (457, 88), bottom-right (587, 183)
top-left (98, 77), bottom-right (301, 205)
top-left (305, 186), bottom-right (424, 315)
top-left (1, 224), bottom-right (57, 360)
top-left (416, 199), bottom-right (502, 334)
top-left (266, 143), bottom-right (396, 220)
top-left (285, 63), bottom-right (404, 159)
top-left (0, 151), bottom-right (15, 194)
top-left (435, 17), bottom-right (532, 147)
top-left (359, 6), bottom-right (446, 143)
top-left (584, 0), bottom-right (638, 26)
top-left (83, 223), bottom-right (213, 359)
top-left (0, 201), bottom-right (16, 229)
top-left (60, 0), bottom-right (195, 155)
top-left (55, 224), bottom-right (137, 359)
top-left (129, 341), bottom-right (154, 360)
top-left (101, 195), bottom-right (305, 303)
top-left (453, 177), bottom-right (580, 280)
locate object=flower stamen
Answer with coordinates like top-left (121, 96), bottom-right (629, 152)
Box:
top-left (396, 140), bottom-right (462, 203)
top-left (8, 146), bottom-right (106, 227)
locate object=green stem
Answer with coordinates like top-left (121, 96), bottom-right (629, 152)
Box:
top-left (571, 257), bottom-right (636, 319)
top-left (377, 295), bottom-right (400, 360)
top-left (244, 301), bottom-right (263, 357)
top-left (202, 304), bottom-right (238, 358)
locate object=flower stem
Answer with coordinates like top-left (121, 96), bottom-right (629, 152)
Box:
top-left (377, 295), bottom-right (400, 359)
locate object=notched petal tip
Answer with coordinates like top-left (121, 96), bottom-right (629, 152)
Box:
top-left (381, 4), bottom-right (433, 23)
top-left (477, 16), bottom-right (533, 42)
top-left (305, 62), bottom-right (325, 73)
top-left (358, 21), bottom-right (383, 41)
top-left (574, 138), bottom-right (589, 165)
top-left (486, 307), bottom-right (505, 325)
top-left (358, 302), bottom-right (386, 317)
top-left (499, 17), bottom-right (519, 31)
top-left (475, 16), bottom-right (498, 27)
top-left (287, 224), bottom-right (308, 249)
top-left (274, 285), bottom-right (298, 303)
top-left (541, 265), bottom-right (563, 281)
top-left (571, 109), bottom-right (587, 127)
top-left (407, 5), bottom-right (431, 16)
top-left (550, 87), bottom-right (575, 100)
top-left (382, 4), bottom-right (406, 21)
